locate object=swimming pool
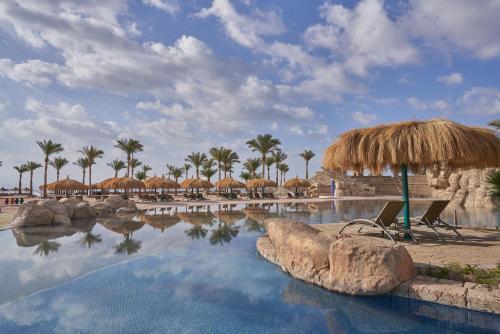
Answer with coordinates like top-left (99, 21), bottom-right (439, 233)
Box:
top-left (0, 201), bottom-right (498, 333)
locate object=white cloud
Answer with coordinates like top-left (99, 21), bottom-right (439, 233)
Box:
top-left (305, 0), bottom-right (419, 76)
top-left (437, 72), bottom-right (463, 85)
top-left (0, 58), bottom-right (62, 86)
top-left (352, 111), bottom-right (377, 125)
top-left (407, 97), bottom-right (449, 111)
top-left (143, 0), bottom-right (180, 15)
top-left (460, 87), bottom-right (500, 115)
top-left (405, 0), bottom-right (500, 58)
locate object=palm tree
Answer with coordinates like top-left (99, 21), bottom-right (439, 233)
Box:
top-left (171, 167), bottom-right (183, 195)
top-left (79, 232), bottom-right (102, 248)
top-left (25, 161), bottom-right (42, 195)
top-left (209, 222), bottom-right (239, 246)
top-left (488, 120), bottom-right (500, 129)
top-left (222, 149), bottom-right (239, 178)
top-left (79, 145), bottom-right (104, 195)
top-left (486, 170), bottom-right (500, 197)
top-left (278, 163), bottom-right (289, 185)
top-left (129, 158), bottom-right (142, 178)
top-left (13, 164), bottom-right (29, 194)
top-left (240, 171), bottom-right (252, 182)
top-left (142, 164), bottom-right (152, 177)
top-left (49, 157), bottom-right (69, 181)
top-left (183, 163), bottom-right (191, 179)
top-left (135, 170), bottom-right (147, 181)
top-left (74, 157), bottom-right (90, 185)
top-left (107, 159), bottom-right (126, 177)
top-left (201, 159), bottom-right (217, 182)
top-left (245, 219), bottom-right (264, 233)
top-left (209, 146), bottom-right (226, 181)
top-left (243, 158), bottom-right (261, 179)
top-left (114, 138), bottom-right (143, 177)
top-left (37, 139), bottom-right (64, 197)
top-left (299, 150), bottom-right (316, 179)
top-left (246, 134), bottom-right (281, 178)
top-left (272, 151), bottom-right (288, 185)
top-left (265, 156), bottom-right (275, 180)
top-left (185, 152), bottom-right (207, 178)
top-left (166, 164), bottom-right (175, 179)
top-left (33, 241), bottom-right (60, 256)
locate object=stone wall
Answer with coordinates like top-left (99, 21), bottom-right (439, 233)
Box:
top-left (427, 168), bottom-right (499, 208)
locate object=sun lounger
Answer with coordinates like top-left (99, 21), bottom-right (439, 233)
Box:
top-left (408, 200), bottom-right (464, 240)
top-left (339, 201), bottom-right (414, 243)
top-left (287, 192), bottom-right (294, 199)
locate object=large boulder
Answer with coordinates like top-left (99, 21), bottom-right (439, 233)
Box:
top-left (327, 235), bottom-right (416, 295)
top-left (71, 202), bottom-right (96, 219)
top-left (91, 202), bottom-right (114, 216)
top-left (104, 196), bottom-right (128, 211)
top-left (60, 198), bottom-right (82, 217)
top-left (39, 199), bottom-right (71, 225)
top-left (11, 203), bottom-right (54, 227)
top-left (257, 219), bottom-right (416, 296)
top-left (263, 218), bottom-right (337, 285)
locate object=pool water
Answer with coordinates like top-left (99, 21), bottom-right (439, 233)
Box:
top-left (0, 200), bottom-right (498, 333)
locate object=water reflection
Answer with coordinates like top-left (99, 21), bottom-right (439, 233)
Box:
top-left (185, 225), bottom-right (208, 240)
top-left (79, 232), bottom-right (102, 249)
top-left (209, 222), bottom-right (239, 246)
top-left (33, 240), bottom-right (60, 256)
top-left (114, 234), bottom-right (142, 255)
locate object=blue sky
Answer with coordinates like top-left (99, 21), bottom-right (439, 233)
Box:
top-left (0, 0), bottom-right (499, 187)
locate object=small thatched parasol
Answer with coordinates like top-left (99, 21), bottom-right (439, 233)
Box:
top-left (323, 119), bottom-right (500, 232)
top-left (215, 178), bottom-right (246, 190)
top-left (284, 177), bottom-right (310, 191)
top-left (144, 176), bottom-right (181, 189)
top-left (91, 177), bottom-right (116, 189)
top-left (246, 178), bottom-right (277, 189)
top-left (102, 177), bottom-right (145, 189)
top-left (215, 210), bottom-right (246, 224)
top-left (178, 211), bottom-right (215, 225)
top-left (41, 176), bottom-right (88, 191)
top-left (182, 178), bottom-right (213, 189)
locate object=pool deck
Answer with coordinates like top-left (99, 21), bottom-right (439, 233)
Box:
top-left (313, 223), bottom-right (500, 269)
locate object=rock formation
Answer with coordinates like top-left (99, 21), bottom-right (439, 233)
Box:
top-left (257, 218), bottom-right (416, 296)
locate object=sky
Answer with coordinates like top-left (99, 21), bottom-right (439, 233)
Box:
top-left (0, 0), bottom-right (499, 187)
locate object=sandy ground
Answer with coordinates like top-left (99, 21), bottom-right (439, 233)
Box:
top-left (314, 223), bottom-right (500, 269)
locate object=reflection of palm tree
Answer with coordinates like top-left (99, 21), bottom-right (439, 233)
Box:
top-left (114, 233), bottom-right (141, 255)
top-left (185, 225), bottom-right (208, 239)
top-left (210, 223), bottom-right (239, 246)
top-left (245, 219), bottom-right (265, 233)
top-left (33, 241), bottom-right (60, 256)
top-left (79, 232), bottom-right (102, 248)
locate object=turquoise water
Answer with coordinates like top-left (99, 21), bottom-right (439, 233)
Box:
top-left (0, 201), bottom-right (498, 333)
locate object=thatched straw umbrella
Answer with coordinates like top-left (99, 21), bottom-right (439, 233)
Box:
top-left (245, 178), bottom-right (277, 189)
top-left (323, 119), bottom-right (500, 232)
top-left (102, 177), bottom-right (145, 190)
top-left (144, 176), bottom-right (181, 193)
top-left (40, 176), bottom-right (88, 195)
top-left (284, 177), bottom-right (310, 193)
top-left (215, 178), bottom-right (246, 190)
top-left (182, 178), bottom-right (213, 194)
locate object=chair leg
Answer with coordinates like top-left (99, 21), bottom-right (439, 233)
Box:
top-left (437, 218), bottom-right (465, 240)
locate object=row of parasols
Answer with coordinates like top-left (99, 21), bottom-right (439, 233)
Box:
top-left (40, 176), bottom-right (311, 192)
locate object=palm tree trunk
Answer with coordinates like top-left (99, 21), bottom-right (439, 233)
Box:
top-left (218, 164), bottom-right (221, 181)
top-left (114, 170), bottom-right (118, 178)
top-left (82, 169), bottom-right (86, 185)
top-left (29, 171), bottom-right (33, 196)
top-left (56, 170), bottom-right (60, 181)
top-left (267, 166), bottom-right (270, 180)
top-left (196, 167), bottom-right (199, 178)
top-left (262, 155), bottom-right (266, 179)
top-left (276, 164), bottom-right (279, 185)
top-left (88, 166), bottom-right (92, 196)
top-left (18, 173), bottom-right (22, 195)
top-left (127, 155), bottom-right (131, 177)
top-left (43, 158), bottom-right (48, 198)
top-left (305, 161), bottom-right (309, 179)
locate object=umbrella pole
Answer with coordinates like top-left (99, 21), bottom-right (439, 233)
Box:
top-left (401, 164), bottom-right (411, 238)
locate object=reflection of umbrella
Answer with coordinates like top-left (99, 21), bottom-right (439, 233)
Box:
top-left (40, 176), bottom-right (88, 191)
top-left (215, 210), bottom-right (245, 224)
top-left (215, 178), bottom-right (246, 190)
top-left (178, 211), bottom-right (215, 225)
top-left (323, 119), bottom-right (500, 232)
top-left (143, 214), bottom-right (181, 232)
top-left (144, 176), bottom-right (180, 189)
top-left (284, 177), bottom-right (310, 192)
top-left (243, 207), bottom-right (277, 222)
top-left (246, 178), bottom-right (277, 189)
top-left (99, 218), bottom-right (145, 235)
top-left (102, 177), bottom-right (145, 189)
top-left (181, 178), bottom-right (214, 189)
